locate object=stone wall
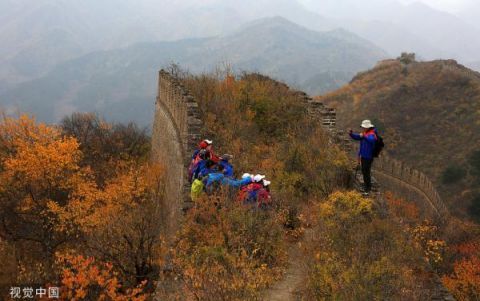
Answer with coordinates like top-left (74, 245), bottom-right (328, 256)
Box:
top-left (150, 69), bottom-right (450, 227)
top-left (151, 70), bottom-right (203, 237)
top-left (374, 155), bottom-right (450, 220)
top-left (288, 91), bottom-right (337, 131)
top-left (309, 94), bottom-right (451, 220)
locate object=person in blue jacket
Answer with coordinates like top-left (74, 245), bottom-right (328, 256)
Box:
top-left (219, 154), bottom-right (234, 178)
top-left (203, 170), bottom-right (253, 197)
top-left (195, 159), bottom-right (216, 180)
top-left (349, 120), bottom-right (378, 195)
top-left (221, 173), bottom-right (252, 188)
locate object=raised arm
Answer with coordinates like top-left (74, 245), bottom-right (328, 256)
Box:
top-left (349, 132), bottom-right (363, 141)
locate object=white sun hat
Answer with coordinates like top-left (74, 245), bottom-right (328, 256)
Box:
top-left (253, 174), bottom-right (266, 183)
top-left (361, 120), bottom-right (374, 129)
top-left (204, 139), bottom-right (213, 145)
top-left (242, 173), bottom-right (252, 179)
top-left (263, 179), bottom-right (271, 187)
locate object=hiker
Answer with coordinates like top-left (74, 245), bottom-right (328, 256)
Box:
top-left (190, 149), bottom-right (210, 181)
top-left (221, 172), bottom-right (252, 188)
top-left (349, 120), bottom-right (378, 195)
top-left (195, 159), bottom-right (217, 180)
top-left (191, 139), bottom-right (213, 162)
top-left (238, 174), bottom-right (266, 205)
top-left (189, 143), bottom-right (211, 181)
top-left (190, 139), bottom-right (220, 166)
top-left (219, 154), bottom-right (234, 178)
top-left (257, 179), bottom-right (272, 209)
top-left (203, 165), bottom-right (227, 194)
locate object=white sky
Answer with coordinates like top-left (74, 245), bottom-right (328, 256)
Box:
top-left (398, 0), bottom-right (472, 13)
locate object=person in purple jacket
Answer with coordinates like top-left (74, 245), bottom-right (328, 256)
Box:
top-left (349, 120), bottom-right (378, 195)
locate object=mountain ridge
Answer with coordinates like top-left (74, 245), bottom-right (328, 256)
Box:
top-left (319, 58), bottom-right (480, 218)
top-left (0, 16), bottom-right (387, 125)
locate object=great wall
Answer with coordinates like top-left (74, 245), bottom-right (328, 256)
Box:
top-left (151, 70), bottom-right (454, 300)
top-left (151, 70), bottom-right (203, 237)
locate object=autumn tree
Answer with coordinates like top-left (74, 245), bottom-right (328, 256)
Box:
top-left (83, 164), bottom-right (167, 289)
top-left (0, 115), bottom-right (165, 298)
top-left (56, 253), bottom-right (147, 301)
top-left (442, 256), bottom-right (480, 301)
top-left (60, 113), bottom-right (150, 185)
top-left (0, 115), bottom-right (95, 282)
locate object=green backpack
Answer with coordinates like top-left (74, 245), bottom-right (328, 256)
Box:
top-left (191, 179), bottom-right (205, 200)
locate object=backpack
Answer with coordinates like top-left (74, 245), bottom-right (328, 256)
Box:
top-left (191, 179), bottom-right (205, 200)
top-left (373, 134), bottom-right (385, 158)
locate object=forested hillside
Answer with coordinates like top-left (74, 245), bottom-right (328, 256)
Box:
top-left (2, 71), bottom-right (476, 299)
top-left (319, 56), bottom-right (480, 220)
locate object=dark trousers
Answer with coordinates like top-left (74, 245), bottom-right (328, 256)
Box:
top-left (361, 158), bottom-right (373, 192)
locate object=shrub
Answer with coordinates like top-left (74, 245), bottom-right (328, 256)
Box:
top-left (441, 165), bottom-right (467, 185)
top-left (442, 256), bottom-right (480, 301)
top-left (302, 191), bottom-right (434, 300)
top-left (171, 194), bottom-right (287, 300)
top-left (469, 151), bottom-right (480, 179)
top-left (468, 195), bottom-right (480, 222)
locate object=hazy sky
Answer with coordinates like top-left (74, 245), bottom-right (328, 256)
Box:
top-left (397, 0), bottom-right (471, 13)
top-left (299, 0), bottom-right (473, 14)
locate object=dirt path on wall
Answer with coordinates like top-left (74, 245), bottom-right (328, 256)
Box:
top-left (262, 229), bottom-right (313, 301)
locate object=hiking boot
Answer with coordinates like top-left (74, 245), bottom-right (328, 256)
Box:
top-left (362, 191), bottom-right (370, 197)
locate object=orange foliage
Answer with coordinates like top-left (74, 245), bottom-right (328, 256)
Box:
top-left (385, 192), bottom-right (420, 223)
top-left (0, 115), bottom-right (96, 265)
top-left (442, 256), bottom-right (480, 301)
top-left (56, 254), bottom-right (147, 301)
top-left (455, 240), bottom-right (480, 258)
top-left (0, 115), bottom-right (164, 294)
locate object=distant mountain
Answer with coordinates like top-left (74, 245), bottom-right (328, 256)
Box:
top-left (301, 0), bottom-right (480, 63)
top-left (0, 0), bottom-right (333, 88)
top-left (319, 58), bottom-right (480, 217)
top-left (0, 17), bottom-right (387, 125)
top-left (337, 20), bottom-right (447, 60)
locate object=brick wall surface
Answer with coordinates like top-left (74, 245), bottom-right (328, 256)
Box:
top-left (151, 70), bottom-right (203, 238)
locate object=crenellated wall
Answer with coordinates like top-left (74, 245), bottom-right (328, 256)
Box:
top-left (150, 69), bottom-right (450, 229)
top-left (374, 155), bottom-right (450, 220)
top-left (151, 70), bottom-right (453, 300)
top-left (285, 90), bottom-right (337, 131)
top-left (151, 70), bottom-right (203, 237)
top-left (309, 95), bottom-right (451, 220)
top-left (341, 135), bottom-right (450, 220)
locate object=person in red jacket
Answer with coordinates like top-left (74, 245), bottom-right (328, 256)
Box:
top-left (238, 174), bottom-right (265, 205)
top-left (189, 139), bottom-right (220, 180)
top-left (193, 139), bottom-right (220, 163)
top-left (257, 179), bottom-right (272, 209)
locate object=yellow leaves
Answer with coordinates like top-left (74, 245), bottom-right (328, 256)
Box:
top-left (411, 221), bottom-right (447, 266)
top-left (1, 115), bottom-right (81, 191)
top-left (319, 191), bottom-right (374, 227)
top-left (172, 195), bottom-right (286, 300)
top-left (425, 239), bottom-right (447, 264)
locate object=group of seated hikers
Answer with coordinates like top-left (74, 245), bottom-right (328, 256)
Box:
top-left (189, 139), bottom-right (272, 208)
